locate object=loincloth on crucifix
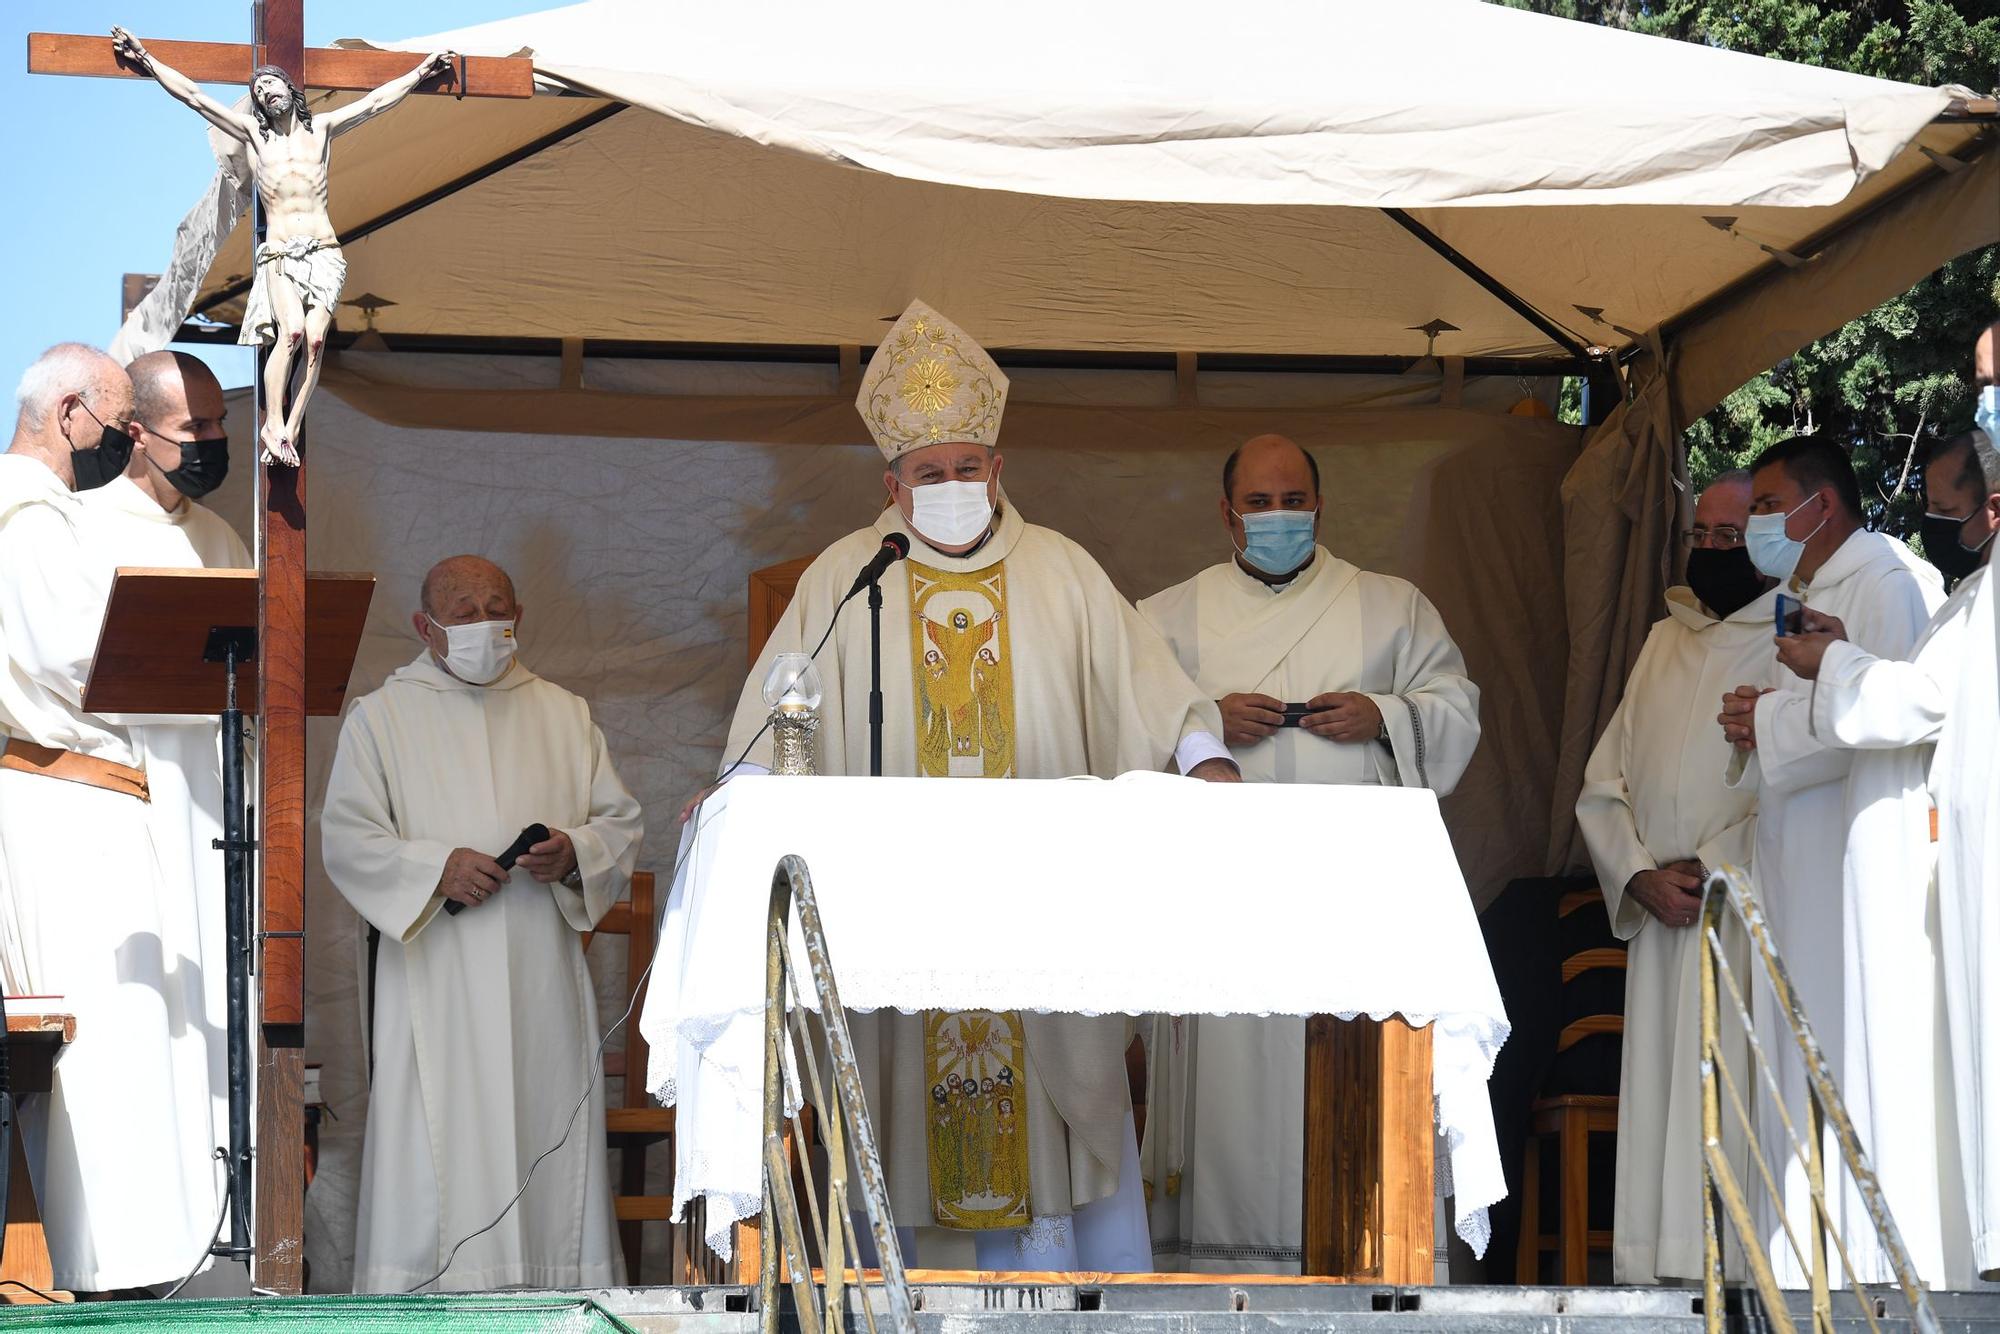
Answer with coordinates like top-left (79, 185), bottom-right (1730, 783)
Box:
top-left (240, 237), bottom-right (347, 346)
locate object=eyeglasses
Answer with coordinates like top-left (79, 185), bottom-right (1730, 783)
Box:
top-left (1680, 526), bottom-right (1745, 549)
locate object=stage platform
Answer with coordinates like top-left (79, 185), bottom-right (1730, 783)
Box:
top-left (9, 1285), bottom-right (2000, 1331)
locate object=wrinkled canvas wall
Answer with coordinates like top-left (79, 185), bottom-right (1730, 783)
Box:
top-left (202, 356), bottom-right (1578, 1287)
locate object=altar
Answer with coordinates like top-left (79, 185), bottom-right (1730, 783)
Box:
top-left (639, 772), bottom-right (1510, 1283)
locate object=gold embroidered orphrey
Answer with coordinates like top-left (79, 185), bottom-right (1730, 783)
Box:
top-left (907, 561), bottom-right (1016, 779)
top-left (858, 301), bottom-right (1008, 459)
top-left (924, 1010), bottom-right (1032, 1230)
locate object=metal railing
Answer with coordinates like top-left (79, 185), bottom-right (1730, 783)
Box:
top-left (1698, 865), bottom-right (1939, 1334)
top-left (759, 854), bottom-right (917, 1334)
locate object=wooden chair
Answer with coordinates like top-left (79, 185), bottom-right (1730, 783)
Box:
top-left (583, 869), bottom-right (682, 1283)
top-left (1516, 888), bottom-right (1625, 1285)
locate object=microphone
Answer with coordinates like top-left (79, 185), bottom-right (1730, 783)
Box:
top-left (844, 532), bottom-right (910, 601)
top-left (443, 822), bottom-right (552, 916)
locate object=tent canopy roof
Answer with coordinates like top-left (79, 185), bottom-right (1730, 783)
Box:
top-left (161, 0), bottom-right (1993, 368)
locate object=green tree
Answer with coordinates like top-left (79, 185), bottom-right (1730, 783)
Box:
top-left (1494, 0), bottom-right (2000, 536)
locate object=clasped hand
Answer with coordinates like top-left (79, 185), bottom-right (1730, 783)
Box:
top-left (1628, 860), bottom-right (1706, 929)
top-left (435, 829), bottom-right (576, 908)
top-left (1217, 691), bottom-right (1383, 747)
top-left (1716, 684), bottom-right (1772, 751)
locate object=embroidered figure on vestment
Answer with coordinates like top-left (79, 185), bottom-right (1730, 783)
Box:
top-left (924, 1011), bottom-right (1031, 1230)
top-left (908, 561), bottom-right (1015, 779)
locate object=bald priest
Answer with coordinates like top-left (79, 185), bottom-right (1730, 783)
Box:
top-left (716, 299), bottom-right (1239, 1272)
top-left (323, 555), bottom-right (643, 1291)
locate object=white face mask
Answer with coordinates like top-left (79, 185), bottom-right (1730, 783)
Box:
top-left (427, 615), bottom-right (518, 685)
top-left (906, 478), bottom-right (994, 548)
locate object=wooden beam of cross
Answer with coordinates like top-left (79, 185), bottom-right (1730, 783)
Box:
top-left (27, 34), bottom-right (534, 98)
top-left (29, 2), bottom-right (536, 1296)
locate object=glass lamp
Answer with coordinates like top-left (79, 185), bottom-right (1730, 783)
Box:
top-left (762, 653), bottom-right (822, 775)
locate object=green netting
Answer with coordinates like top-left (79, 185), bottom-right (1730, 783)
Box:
top-left (0, 1294), bottom-right (639, 1332)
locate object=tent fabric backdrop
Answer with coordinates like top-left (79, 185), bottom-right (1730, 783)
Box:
top-left (197, 360), bottom-right (1576, 1285)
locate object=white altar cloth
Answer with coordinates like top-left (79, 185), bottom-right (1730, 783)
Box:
top-left (639, 772), bottom-right (1510, 1259)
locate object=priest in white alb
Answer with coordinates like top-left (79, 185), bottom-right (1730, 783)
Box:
top-left (82, 351), bottom-right (249, 1181)
top-left (322, 555), bottom-right (644, 1291)
top-left (1767, 425), bottom-right (1997, 1286)
top-left (1134, 432), bottom-right (1480, 1272)
top-left (1934, 326), bottom-right (1999, 1278)
top-left (1717, 435), bottom-right (1941, 1285)
top-left (701, 299), bottom-right (1239, 1273)
top-left (1575, 472), bottom-right (1773, 1284)
top-left (2, 344), bottom-right (225, 1294)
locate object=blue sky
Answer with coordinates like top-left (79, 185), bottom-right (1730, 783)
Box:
top-left (0, 1), bottom-right (550, 393)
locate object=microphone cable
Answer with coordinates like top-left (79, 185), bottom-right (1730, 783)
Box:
top-left (406, 945), bottom-right (662, 1293)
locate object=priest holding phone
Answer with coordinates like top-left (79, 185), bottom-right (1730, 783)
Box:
top-left (1135, 432), bottom-right (1481, 1271)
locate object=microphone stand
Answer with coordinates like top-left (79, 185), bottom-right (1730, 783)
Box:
top-left (867, 577), bottom-right (885, 777)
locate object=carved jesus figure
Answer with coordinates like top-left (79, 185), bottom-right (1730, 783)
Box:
top-left (111, 27), bottom-right (456, 465)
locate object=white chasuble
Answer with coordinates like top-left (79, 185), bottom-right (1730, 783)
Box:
top-left (1134, 547), bottom-right (1481, 1272)
top-left (1930, 568), bottom-right (1999, 1278)
top-left (0, 458), bottom-right (221, 1292)
top-left (720, 502), bottom-right (1223, 1251)
top-left (322, 655), bottom-right (643, 1292)
top-left (1575, 586), bottom-right (1776, 1283)
top-left (1810, 564), bottom-right (1985, 1288)
top-left (1726, 529), bottom-right (1942, 1287)
top-left (82, 477), bottom-right (251, 1199)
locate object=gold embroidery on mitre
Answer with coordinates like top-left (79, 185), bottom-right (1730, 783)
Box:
top-left (857, 300), bottom-right (1009, 459)
top-left (907, 560), bottom-right (1015, 780)
top-left (924, 1009), bottom-right (1031, 1230)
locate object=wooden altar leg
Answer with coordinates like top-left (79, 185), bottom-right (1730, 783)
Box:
top-left (2, 1131), bottom-right (72, 1303)
top-left (1302, 1014), bottom-right (1435, 1282)
top-left (731, 1218), bottom-right (762, 1284)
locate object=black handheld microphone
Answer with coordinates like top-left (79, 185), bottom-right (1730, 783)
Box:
top-left (844, 532), bottom-right (910, 601)
top-left (443, 822), bottom-right (552, 916)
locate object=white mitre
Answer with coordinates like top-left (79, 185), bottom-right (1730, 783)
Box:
top-left (856, 299), bottom-right (1009, 460)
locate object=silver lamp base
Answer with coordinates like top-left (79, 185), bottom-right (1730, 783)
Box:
top-left (770, 708), bottom-right (819, 776)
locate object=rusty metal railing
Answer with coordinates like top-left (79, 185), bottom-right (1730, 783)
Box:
top-left (1698, 865), bottom-right (1939, 1334)
top-left (760, 854), bottom-right (916, 1334)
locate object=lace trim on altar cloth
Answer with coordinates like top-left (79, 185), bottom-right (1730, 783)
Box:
top-left (1012, 1213), bottom-right (1073, 1261)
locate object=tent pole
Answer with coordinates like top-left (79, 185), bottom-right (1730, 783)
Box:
top-left (1379, 207), bottom-right (1595, 362)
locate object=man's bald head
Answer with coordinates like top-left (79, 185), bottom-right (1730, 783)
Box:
top-left (128, 351), bottom-right (226, 437)
top-left (1223, 434), bottom-right (1321, 506)
top-left (1975, 319), bottom-right (1998, 388)
top-left (420, 555), bottom-right (517, 621)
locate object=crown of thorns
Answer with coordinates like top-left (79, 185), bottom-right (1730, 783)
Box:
top-left (249, 65), bottom-right (312, 138)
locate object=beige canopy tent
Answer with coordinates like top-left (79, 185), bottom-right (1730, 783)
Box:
top-left (115, 0), bottom-right (1998, 1286)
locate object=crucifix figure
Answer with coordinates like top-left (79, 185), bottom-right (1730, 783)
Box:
top-left (111, 27), bottom-right (456, 465)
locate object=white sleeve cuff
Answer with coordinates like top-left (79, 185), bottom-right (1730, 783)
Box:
top-left (1174, 732), bottom-right (1235, 775)
top-left (721, 761), bottom-right (769, 782)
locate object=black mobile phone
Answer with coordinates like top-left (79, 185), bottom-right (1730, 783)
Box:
top-left (1278, 702), bottom-right (1314, 727)
top-left (1774, 593), bottom-right (1802, 637)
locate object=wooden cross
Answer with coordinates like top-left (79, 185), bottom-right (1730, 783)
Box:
top-left (29, 2), bottom-right (533, 1294)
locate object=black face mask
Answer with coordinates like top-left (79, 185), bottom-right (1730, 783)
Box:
top-left (1919, 511), bottom-right (1990, 587)
top-left (1686, 545), bottom-right (1767, 619)
top-left (145, 433), bottom-right (230, 500)
top-left (68, 403), bottom-right (134, 493)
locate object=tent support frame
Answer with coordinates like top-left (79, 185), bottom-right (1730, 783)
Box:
top-left (1379, 207), bottom-right (1598, 363)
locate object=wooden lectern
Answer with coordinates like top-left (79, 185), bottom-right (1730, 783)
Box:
top-left (79, 567), bottom-right (371, 1268)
